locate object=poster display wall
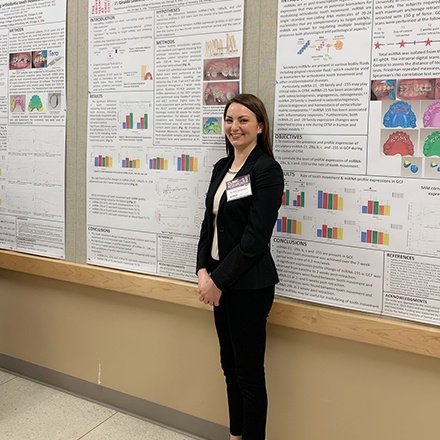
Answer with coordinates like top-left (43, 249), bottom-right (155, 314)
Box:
top-left (87, 0), bottom-right (244, 280)
top-left (273, 0), bottom-right (440, 326)
top-left (87, 0), bottom-right (440, 329)
top-left (0, 0), bottom-right (66, 259)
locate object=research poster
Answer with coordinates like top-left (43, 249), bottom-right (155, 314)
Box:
top-left (87, 0), bottom-right (243, 279)
top-left (273, 0), bottom-right (440, 326)
top-left (0, 0), bottom-right (66, 259)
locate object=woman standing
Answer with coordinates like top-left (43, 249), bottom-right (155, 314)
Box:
top-left (196, 94), bottom-right (284, 440)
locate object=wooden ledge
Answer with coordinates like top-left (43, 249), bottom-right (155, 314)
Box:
top-left (1, 250), bottom-right (440, 359)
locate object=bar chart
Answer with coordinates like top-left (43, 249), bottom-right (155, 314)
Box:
top-left (277, 216), bottom-right (302, 234)
top-left (317, 190), bottom-right (343, 210)
top-left (149, 157), bottom-right (168, 170)
top-left (94, 155), bottom-right (113, 167)
top-left (177, 154), bottom-right (198, 172)
top-left (362, 200), bottom-right (391, 216)
top-left (361, 229), bottom-right (389, 245)
top-left (122, 112), bottom-right (149, 130)
top-left (121, 157), bottom-right (141, 168)
top-left (119, 100), bottom-right (152, 132)
top-left (282, 189), bottom-right (305, 207)
top-left (317, 224), bottom-right (343, 240)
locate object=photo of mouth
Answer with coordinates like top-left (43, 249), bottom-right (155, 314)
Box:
top-left (9, 50), bottom-right (48, 70)
top-left (9, 52), bottom-right (32, 70)
top-left (203, 81), bottom-right (239, 106)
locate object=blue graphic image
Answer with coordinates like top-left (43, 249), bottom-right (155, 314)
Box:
top-left (383, 101), bottom-right (416, 128)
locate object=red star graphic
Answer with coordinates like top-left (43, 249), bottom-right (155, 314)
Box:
top-left (374, 41), bottom-right (381, 49)
top-left (425, 38), bottom-right (432, 46)
top-left (399, 40), bottom-right (406, 47)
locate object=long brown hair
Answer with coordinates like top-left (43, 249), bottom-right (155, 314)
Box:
top-left (223, 93), bottom-right (274, 159)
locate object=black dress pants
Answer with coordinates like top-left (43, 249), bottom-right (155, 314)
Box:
top-left (213, 285), bottom-right (274, 440)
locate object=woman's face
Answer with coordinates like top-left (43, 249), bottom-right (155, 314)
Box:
top-left (224, 103), bottom-right (262, 153)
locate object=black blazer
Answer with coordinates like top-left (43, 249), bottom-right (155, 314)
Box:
top-left (196, 145), bottom-right (284, 291)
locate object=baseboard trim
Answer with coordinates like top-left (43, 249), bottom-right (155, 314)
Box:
top-left (0, 353), bottom-right (228, 440)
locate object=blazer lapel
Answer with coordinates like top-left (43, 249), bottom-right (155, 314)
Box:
top-left (217, 147), bottom-right (263, 208)
top-left (235, 145), bottom-right (263, 178)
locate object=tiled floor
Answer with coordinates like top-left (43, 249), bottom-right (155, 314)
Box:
top-left (0, 369), bottom-right (203, 440)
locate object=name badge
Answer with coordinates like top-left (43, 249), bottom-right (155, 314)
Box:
top-left (226, 174), bottom-right (252, 201)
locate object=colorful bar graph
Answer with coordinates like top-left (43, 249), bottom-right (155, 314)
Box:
top-left (177, 154), bottom-right (198, 172)
top-left (361, 229), bottom-right (390, 245)
top-left (317, 225), bottom-right (343, 240)
top-left (137, 114), bottom-right (148, 129)
top-left (122, 113), bottom-right (134, 129)
top-left (318, 190), bottom-right (343, 210)
top-left (282, 190), bottom-right (305, 207)
top-left (94, 155), bottom-right (113, 167)
top-left (362, 200), bottom-right (391, 216)
top-left (122, 113), bottom-right (149, 129)
top-left (149, 157), bottom-right (168, 170)
top-left (293, 191), bottom-right (305, 207)
top-left (276, 217), bottom-right (302, 234)
top-left (122, 158), bottom-right (141, 168)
